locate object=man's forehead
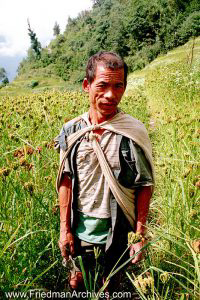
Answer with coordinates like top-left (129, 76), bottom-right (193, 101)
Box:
top-left (96, 63), bottom-right (108, 72)
top-left (94, 63), bottom-right (124, 80)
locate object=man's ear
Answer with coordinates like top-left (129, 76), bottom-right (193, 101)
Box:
top-left (82, 78), bottom-right (90, 92)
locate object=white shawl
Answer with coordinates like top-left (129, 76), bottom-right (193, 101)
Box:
top-left (56, 111), bottom-right (154, 227)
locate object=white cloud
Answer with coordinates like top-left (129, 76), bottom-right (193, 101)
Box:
top-left (0, 0), bottom-right (92, 57)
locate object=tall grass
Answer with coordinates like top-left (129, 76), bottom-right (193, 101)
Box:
top-left (0, 91), bottom-right (90, 295)
top-left (0, 49), bottom-right (199, 298)
top-left (0, 87), bottom-right (150, 296)
top-left (137, 56), bottom-right (200, 299)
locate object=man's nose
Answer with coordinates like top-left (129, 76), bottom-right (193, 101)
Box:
top-left (104, 88), bottom-right (115, 99)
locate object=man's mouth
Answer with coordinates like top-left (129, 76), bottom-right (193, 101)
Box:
top-left (100, 101), bottom-right (117, 107)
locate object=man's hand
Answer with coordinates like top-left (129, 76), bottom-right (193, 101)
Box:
top-left (129, 239), bottom-right (146, 264)
top-left (131, 185), bottom-right (152, 263)
top-left (59, 232), bottom-right (75, 259)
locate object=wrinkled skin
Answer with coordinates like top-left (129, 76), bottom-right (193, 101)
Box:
top-left (82, 63), bottom-right (125, 124)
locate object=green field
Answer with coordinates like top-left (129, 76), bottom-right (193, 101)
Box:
top-left (0, 38), bottom-right (200, 299)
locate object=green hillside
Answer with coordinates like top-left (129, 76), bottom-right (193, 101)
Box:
top-left (1, 36), bottom-right (199, 96)
top-left (0, 35), bottom-right (199, 298)
top-left (7, 0), bottom-right (200, 87)
top-left (126, 36), bottom-right (200, 91)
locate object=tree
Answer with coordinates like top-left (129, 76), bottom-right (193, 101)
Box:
top-left (92, 0), bottom-right (104, 7)
top-left (27, 19), bottom-right (41, 59)
top-left (53, 21), bottom-right (60, 36)
top-left (0, 67), bottom-right (9, 85)
top-left (17, 0), bottom-right (200, 84)
top-left (0, 67), bottom-right (6, 80)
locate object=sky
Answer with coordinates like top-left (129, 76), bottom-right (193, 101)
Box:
top-left (0, 0), bottom-right (92, 81)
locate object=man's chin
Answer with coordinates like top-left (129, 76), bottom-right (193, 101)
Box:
top-left (100, 109), bottom-right (117, 118)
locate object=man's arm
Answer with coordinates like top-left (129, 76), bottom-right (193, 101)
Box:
top-left (130, 185), bottom-right (152, 263)
top-left (59, 173), bottom-right (74, 259)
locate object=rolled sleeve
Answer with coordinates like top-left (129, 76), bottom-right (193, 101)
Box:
top-left (60, 149), bottom-right (71, 173)
top-left (54, 126), bottom-right (71, 174)
top-left (118, 137), bottom-right (153, 188)
top-left (54, 126), bottom-right (67, 152)
top-left (129, 141), bottom-right (153, 187)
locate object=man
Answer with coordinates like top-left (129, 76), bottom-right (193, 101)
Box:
top-left (55, 51), bottom-right (154, 290)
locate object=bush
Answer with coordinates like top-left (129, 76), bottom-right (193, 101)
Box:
top-left (177, 12), bottom-right (200, 44)
top-left (142, 42), bottom-right (163, 62)
top-left (2, 77), bottom-right (9, 85)
top-left (28, 80), bottom-right (39, 88)
top-left (125, 41), bottom-right (163, 72)
top-left (53, 63), bottom-right (70, 81)
top-left (40, 49), bottom-right (53, 68)
top-left (125, 54), bottom-right (146, 72)
top-left (70, 69), bottom-right (85, 84)
top-left (0, 76), bottom-right (9, 89)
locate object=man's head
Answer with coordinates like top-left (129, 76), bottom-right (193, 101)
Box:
top-left (83, 51), bottom-right (128, 123)
top-left (86, 51), bottom-right (128, 87)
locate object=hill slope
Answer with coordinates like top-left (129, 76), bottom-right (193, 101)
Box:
top-left (126, 36), bottom-right (200, 92)
top-left (15, 0), bottom-right (200, 85)
top-left (1, 36), bottom-right (199, 96)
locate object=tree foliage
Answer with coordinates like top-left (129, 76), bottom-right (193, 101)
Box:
top-left (27, 19), bottom-right (41, 59)
top-left (53, 22), bottom-right (60, 36)
top-left (0, 67), bottom-right (6, 80)
top-left (0, 67), bottom-right (9, 87)
top-left (18, 0), bottom-right (200, 83)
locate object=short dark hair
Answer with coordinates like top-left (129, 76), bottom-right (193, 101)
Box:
top-left (86, 51), bottom-right (128, 86)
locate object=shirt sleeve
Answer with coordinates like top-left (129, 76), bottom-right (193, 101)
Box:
top-left (60, 149), bottom-right (71, 173)
top-left (118, 137), bottom-right (153, 188)
top-left (130, 140), bottom-right (153, 187)
top-left (54, 126), bottom-right (71, 174)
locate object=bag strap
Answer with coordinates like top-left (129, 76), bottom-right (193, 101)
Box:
top-left (90, 132), bottom-right (135, 227)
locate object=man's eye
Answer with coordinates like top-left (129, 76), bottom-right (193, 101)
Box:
top-left (98, 84), bottom-right (106, 88)
top-left (116, 84), bottom-right (123, 88)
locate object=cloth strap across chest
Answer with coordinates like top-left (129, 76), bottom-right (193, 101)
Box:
top-left (56, 112), bottom-right (154, 228)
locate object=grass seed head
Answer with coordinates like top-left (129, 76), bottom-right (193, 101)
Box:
top-left (160, 272), bottom-right (171, 284)
top-left (24, 182), bottom-right (34, 193)
top-left (26, 163), bottom-right (34, 171)
top-left (19, 158), bottom-right (26, 166)
top-left (12, 163), bottom-right (19, 170)
top-left (26, 146), bottom-right (34, 155)
top-left (94, 246), bottom-right (101, 260)
top-left (128, 231), bottom-right (143, 245)
top-left (46, 141), bottom-right (54, 149)
top-left (64, 118), bottom-right (70, 123)
top-left (42, 141), bottom-right (48, 147)
top-left (52, 205), bottom-right (59, 215)
top-left (189, 209), bottom-right (198, 219)
top-left (0, 168), bottom-right (11, 176)
top-left (183, 168), bottom-right (191, 178)
top-left (189, 189), bottom-right (194, 198)
top-left (134, 275), bottom-right (154, 295)
top-left (36, 146), bottom-right (42, 153)
top-left (14, 149), bottom-right (24, 158)
top-left (44, 175), bottom-right (52, 182)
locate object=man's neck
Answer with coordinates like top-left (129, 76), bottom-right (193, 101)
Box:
top-left (89, 108), bottom-right (117, 124)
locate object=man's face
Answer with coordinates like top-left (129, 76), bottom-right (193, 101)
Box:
top-left (83, 63), bottom-right (125, 121)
